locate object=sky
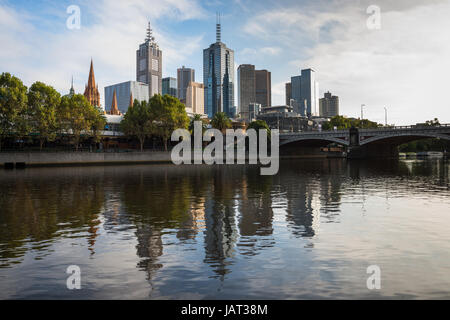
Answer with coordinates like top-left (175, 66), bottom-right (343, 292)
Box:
top-left (1, 0), bottom-right (450, 125)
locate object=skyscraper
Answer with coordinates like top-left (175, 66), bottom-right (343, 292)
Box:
top-left (237, 64), bottom-right (255, 121)
top-left (162, 77), bottom-right (177, 97)
top-left (203, 14), bottom-right (235, 118)
top-left (237, 64), bottom-right (271, 121)
top-left (255, 69), bottom-right (271, 108)
top-left (290, 68), bottom-right (319, 117)
top-left (177, 66), bottom-right (195, 102)
top-left (285, 82), bottom-right (292, 106)
top-left (136, 22), bottom-right (162, 98)
top-left (84, 59), bottom-right (101, 108)
top-left (185, 82), bottom-right (205, 115)
top-left (319, 91), bottom-right (340, 118)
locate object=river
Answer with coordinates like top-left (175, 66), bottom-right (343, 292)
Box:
top-left (0, 159), bottom-right (449, 299)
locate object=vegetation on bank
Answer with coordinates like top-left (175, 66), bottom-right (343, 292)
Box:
top-left (0, 73), bottom-right (106, 151)
top-left (321, 115), bottom-right (381, 130)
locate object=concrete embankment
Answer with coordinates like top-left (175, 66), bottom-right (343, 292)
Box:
top-left (0, 151), bottom-right (172, 168)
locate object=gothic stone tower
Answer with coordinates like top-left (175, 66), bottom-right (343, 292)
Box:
top-left (84, 59), bottom-right (101, 107)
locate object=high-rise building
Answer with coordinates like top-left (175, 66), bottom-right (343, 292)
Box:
top-left (290, 68), bottom-right (319, 117)
top-left (136, 22), bottom-right (162, 98)
top-left (84, 59), bottom-right (101, 108)
top-left (237, 64), bottom-right (255, 121)
top-left (285, 82), bottom-right (292, 106)
top-left (105, 81), bottom-right (149, 114)
top-left (185, 82), bottom-right (205, 115)
top-left (177, 66), bottom-right (195, 102)
top-left (162, 77), bottom-right (177, 97)
top-left (203, 14), bottom-right (235, 118)
top-left (319, 91), bottom-right (340, 118)
top-left (237, 64), bottom-right (271, 121)
top-left (255, 69), bottom-right (271, 108)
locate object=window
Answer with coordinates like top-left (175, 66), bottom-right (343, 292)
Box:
top-left (140, 59), bottom-right (146, 72)
top-left (152, 59), bottom-right (159, 71)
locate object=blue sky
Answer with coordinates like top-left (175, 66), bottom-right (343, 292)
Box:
top-left (1, 0), bottom-right (450, 125)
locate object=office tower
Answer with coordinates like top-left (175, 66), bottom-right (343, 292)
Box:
top-left (319, 91), bottom-right (340, 118)
top-left (255, 70), bottom-right (271, 108)
top-left (237, 64), bottom-right (272, 121)
top-left (177, 66), bottom-right (195, 102)
top-left (162, 77), bottom-right (177, 97)
top-left (237, 64), bottom-right (255, 121)
top-left (285, 82), bottom-right (292, 106)
top-left (248, 103), bottom-right (261, 122)
top-left (136, 22), bottom-right (162, 98)
top-left (185, 82), bottom-right (205, 115)
top-left (290, 69), bottom-right (320, 117)
top-left (105, 81), bottom-right (149, 114)
top-left (84, 59), bottom-right (101, 108)
top-left (203, 14), bottom-right (235, 118)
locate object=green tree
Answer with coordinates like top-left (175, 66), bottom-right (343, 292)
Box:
top-left (211, 112), bottom-right (232, 133)
top-left (247, 120), bottom-right (271, 138)
top-left (0, 73), bottom-right (28, 151)
top-left (120, 100), bottom-right (153, 151)
top-left (28, 81), bottom-right (61, 150)
top-left (150, 94), bottom-right (189, 151)
top-left (189, 114), bottom-right (208, 134)
top-left (58, 94), bottom-right (94, 151)
top-left (425, 118), bottom-right (440, 126)
top-left (87, 106), bottom-right (107, 148)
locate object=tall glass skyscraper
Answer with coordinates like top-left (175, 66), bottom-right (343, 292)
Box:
top-left (291, 68), bottom-right (319, 117)
top-left (203, 15), bottom-right (235, 118)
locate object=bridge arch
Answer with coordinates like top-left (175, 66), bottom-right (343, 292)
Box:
top-left (280, 136), bottom-right (350, 147)
top-left (360, 132), bottom-right (450, 146)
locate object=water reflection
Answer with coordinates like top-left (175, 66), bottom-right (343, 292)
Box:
top-left (0, 159), bottom-right (449, 299)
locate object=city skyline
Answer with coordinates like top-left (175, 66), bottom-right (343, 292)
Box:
top-left (1, 0), bottom-right (450, 125)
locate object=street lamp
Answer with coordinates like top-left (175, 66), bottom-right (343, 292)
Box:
top-left (384, 107), bottom-right (388, 127)
top-left (361, 104), bottom-right (366, 120)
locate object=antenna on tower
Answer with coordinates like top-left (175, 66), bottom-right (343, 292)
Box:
top-left (216, 12), bottom-right (221, 43)
top-left (146, 21), bottom-right (156, 45)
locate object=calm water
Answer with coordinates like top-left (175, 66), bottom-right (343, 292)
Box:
top-left (0, 159), bottom-right (449, 300)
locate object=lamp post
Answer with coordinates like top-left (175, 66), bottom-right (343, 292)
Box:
top-left (361, 104), bottom-right (366, 128)
top-left (384, 107), bottom-right (388, 127)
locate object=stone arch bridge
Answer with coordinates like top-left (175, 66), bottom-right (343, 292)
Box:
top-left (279, 124), bottom-right (450, 158)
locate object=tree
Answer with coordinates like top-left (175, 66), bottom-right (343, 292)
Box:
top-left (425, 118), bottom-right (440, 126)
top-left (0, 73), bottom-right (28, 151)
top-left (87, 106), bottom-right (107, 148)
top-left (211, 112), bottom-right (232, 133)
top-left (247, 120), bottom-right (271, 137)
top-left (58, 94), bottom-right (94, 151)
top-left (322, 115), bottom-right (380, 130)
top-left (120, 100), bottom-right (153, 151)
top-left (189, 114), bottom-right (208, 134)
top-left (28, 81), bottom-right (61, 150)
top-left (150, 94), bottom-right (189, 151)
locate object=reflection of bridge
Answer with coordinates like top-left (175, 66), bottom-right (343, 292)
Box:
top-left (280, 124), bottom-right (450, 158)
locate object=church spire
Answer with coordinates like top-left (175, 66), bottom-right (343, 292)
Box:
top-left (110, 89), bottom-right (121, 115)
top-left (129, 92), bottom-right (134, 108)
top-left (84, 58), bottom-right (101, 107)
top-left (69, 76), bottom-right (75, 96)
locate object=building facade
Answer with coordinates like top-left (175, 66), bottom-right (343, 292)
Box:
top-left (319, 91), bottom-right (340, 118)
top-left (255, 69), bottom-right (271, 108)
top-left (162, 77), bottom-right (177, 97)
top-left (185, 82), bottom-right (205, 115)
top-left (105, 81), bottom-right (149, 115)
top-left (136, 22), bottom-right (162, 98)
top-left (285, 82), bottom-right (292, 106)
top-left (84, 59), bottom-right (101, 108)
top-left (291, 68), bottom-right (319, 117)
top-left (203, 17), bottom-right (235, 118)
top-left (177, 66), bottom-right (195, 102)
top-left (237, 64), bottom-right (255, 121)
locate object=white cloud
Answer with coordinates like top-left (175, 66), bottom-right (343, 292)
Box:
top-left (243, 0), bottom-right (450, 124)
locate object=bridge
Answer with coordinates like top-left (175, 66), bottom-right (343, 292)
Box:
top-left (279, 124), bottom-right (450, 158)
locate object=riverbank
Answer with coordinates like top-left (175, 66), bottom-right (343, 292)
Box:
top-left (0, 151), bottom-right (172, 168)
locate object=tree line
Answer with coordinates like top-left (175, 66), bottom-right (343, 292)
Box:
top-left (0, 72), bottom-right (106, 151)
top-left (1, 72), bottom-right (272, 152)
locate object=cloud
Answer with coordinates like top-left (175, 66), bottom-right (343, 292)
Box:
top-left (243, 0), bottom-right (450, 124)
top-left (0, 0), bottom-right (207, 107)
